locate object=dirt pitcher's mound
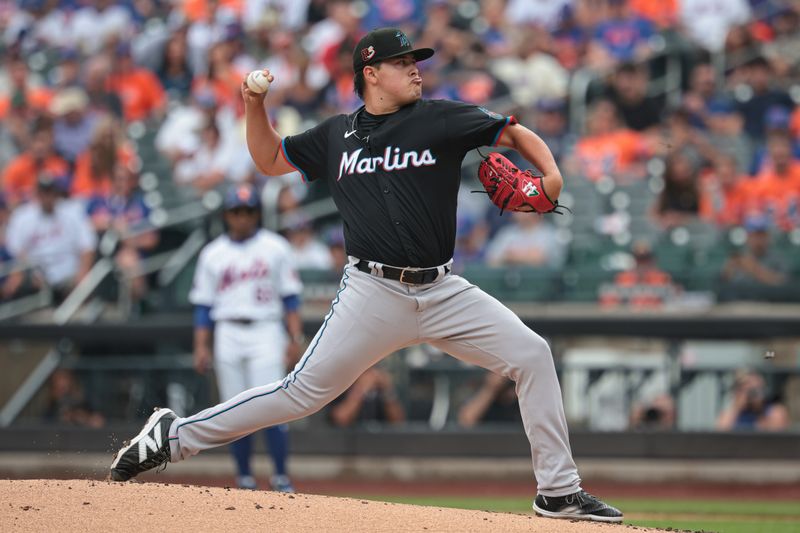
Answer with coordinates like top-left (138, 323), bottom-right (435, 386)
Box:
top-left (2, 479), bottom-right (650, 532)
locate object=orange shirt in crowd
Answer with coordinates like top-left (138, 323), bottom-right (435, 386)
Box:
top-left (0, 87), bottom-right (53, 119)
top-left (750, 163), bottom-right (800, 229)
top-left (700, 174), bottom-right (748, 226)
top-left (599, 268), bottom-right (674, 308)
top-left (106, 69), bottom-right (166, 122)
top-left (629, 0), bottom-right (678, 29)
top-left (182, 0), bottom-right (243, 22)
top-left (1, 153), bottom-right (69, 205)
top-left (574, 129), bottom-right (646, 182)
top-left (70, 145), bottom-right (136, 199)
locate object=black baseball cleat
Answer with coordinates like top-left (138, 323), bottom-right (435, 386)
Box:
top-left (109, 408), bottom-right (176, 482)
top-left (533, 490), bottom-right (623, 522)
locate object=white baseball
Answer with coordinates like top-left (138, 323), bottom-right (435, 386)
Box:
top-left (246, 70), bottom-right (270, 94)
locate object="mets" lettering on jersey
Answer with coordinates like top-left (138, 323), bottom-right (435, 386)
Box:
top-left (217, 260), bottom-right (269, 291)
top-left (338, 146), bottom-right (437, 180)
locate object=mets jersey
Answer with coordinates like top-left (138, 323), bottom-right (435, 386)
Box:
top-left (190, 229), bottom-right (303, 322)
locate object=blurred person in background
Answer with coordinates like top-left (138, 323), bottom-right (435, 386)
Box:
top-left (718, 216), bottom-right (789, 301)
top-left (283, 213), bottom-right (334, 270)
top-left (486, 212), bottom-right (566, 269)
top-left (69, 0), bottom-right (134, 56)
top-left (722, 23), bottom-right (759, 77)
top-left (748, 107), bottom-right (800, 175)
top-left (762, 7), bottom-right (800, 80)
top-left (190, 184), bottom-right (303, 492)
top-left (504, 0), bottom-right (572, 31)
top-left (87, 164), bottom-right (159, 304)
top-left (682, 62), bottom-right (719, 128)
top-left (679, 0), bottom-right (751, 52)
top-left (750, 129), bottom-right (800, 230)
top-left (106, 42), bottom-right (167, 123)
top-left (605, 61), bottom-right (662, 133)
top-left (716, 370), bottom-right (789, 431)
top-left (328, 367), bottom-right (406, 428)
top-left (599, 240), bottom-right (678, 308)
top-left (530, 99), bottom-right (572, 165)
top-left (0, 55), bottom-right (53, 120)
top-left (1, 116), bottom-right (68, 207)
top-left (156, 88), bottom-right (236, 165)
top-left (2, 175), bottom-right (96, 302)
top-left (192, 39), bottom-right (246, 115)
top-left (156, 27), bottom-right (196, 101)
top-left (475, 0), bottom-right (514, 58)
top-left (44, 368), bottom-right (105, 428)
top-left (490, 30), bottom-right (568, 110)
top-left (321, 39), bottom-right (363, 115)
top-left (701, 98), bottom-right (752, 174)
top-left (457, 371), bottom-right (519, 428)
top-left (658, 108), bottom-right (702, 166)
top-left (453, 215), bottom-right (489, 267)
top-left (570, 99), bottom-right (649, 183)
top-left (173, 121), bottom-right (240, 194)
top-left (50, 48), bottom-right (83, 90)
top-left (50, 87), bottom-right (97, 168)
top-left (70, 117), bottom-right (135, 199)
top-left (82, 54), bottom-right (124, 120)
top-left (736, 56), bottom-right (794, 143)
top-left (629, 393), bottom-right (675, 430)
top-left (652, 151), bottom-right (703, 229)
top-left (454, 40), bottom-right (512, 106)
top-left (699, 153), bottom-right (747, 227)
top-left (586, 0), bottom-right (655, 71)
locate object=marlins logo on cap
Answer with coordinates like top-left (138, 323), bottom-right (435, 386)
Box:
top-left (352, 27), bottom-right (434, 72)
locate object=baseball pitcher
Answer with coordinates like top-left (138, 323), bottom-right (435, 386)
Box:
top-left (110, 28), bottom-right (622, 522)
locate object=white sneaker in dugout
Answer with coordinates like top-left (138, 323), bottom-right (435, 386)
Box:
top-left (109, 408), bottom-right (176, 481)
top-left (533, 490), bottom-right (623, 522)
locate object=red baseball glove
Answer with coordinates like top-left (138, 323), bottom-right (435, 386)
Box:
top-left (477, 152), bottom-right (561, 215)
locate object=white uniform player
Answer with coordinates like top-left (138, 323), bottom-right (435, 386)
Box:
top-left (189, 184), bottom-right (303, 491)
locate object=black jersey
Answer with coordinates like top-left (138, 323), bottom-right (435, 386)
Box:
top-left (281, 99), bottom-right (515, 267)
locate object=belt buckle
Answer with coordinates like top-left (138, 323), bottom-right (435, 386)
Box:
top-left (398, 267), bottom-right (414, 284)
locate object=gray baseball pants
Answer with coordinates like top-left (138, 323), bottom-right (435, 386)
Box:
top-left (168, 258), bottom-right (581, 496)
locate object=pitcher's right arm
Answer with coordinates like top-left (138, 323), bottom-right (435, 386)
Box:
top-left (242, 69), bottom-right (295, 176)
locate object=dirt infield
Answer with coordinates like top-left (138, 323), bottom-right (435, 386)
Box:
top-left (2, 479), bottom-right (656, 533)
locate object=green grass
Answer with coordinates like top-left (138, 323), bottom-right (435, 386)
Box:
top-left (348, 495), bottom-right (800, 533)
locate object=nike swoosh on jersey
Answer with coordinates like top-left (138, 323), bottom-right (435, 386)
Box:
top-left (344, 130), bottom-right (357, 138)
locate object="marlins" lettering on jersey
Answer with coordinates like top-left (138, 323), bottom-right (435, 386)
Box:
top-left (338, 146), bottom-right (437, 180)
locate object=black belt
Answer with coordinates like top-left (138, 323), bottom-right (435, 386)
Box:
top-left (222, 318), bottom-right (255, 325)
top-left (354, 260), bottom-right (449, 285)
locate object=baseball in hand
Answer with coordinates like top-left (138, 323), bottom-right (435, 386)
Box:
top-left (246, 70), bottom-right (271, 94)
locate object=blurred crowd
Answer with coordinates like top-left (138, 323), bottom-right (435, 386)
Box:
top-left (1, 0), bottom-right (799, 308)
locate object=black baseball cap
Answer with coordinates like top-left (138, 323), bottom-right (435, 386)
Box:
top-left (352, 28), bottom-right (434, 72)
